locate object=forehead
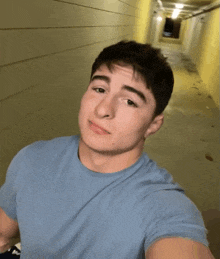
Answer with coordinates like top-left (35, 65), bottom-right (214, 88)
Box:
top-left (94, 63), bottom-right (146, 85)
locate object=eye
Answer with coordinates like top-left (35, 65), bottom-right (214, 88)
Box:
top-left (127, 99), bottom-right (138, 107)
top-left (92, 87), bottom-right (105, 93)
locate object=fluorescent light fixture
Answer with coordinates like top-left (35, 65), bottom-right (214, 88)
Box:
top-left (176, 4), bottom-right (184, 9)
top-left (172, 9), bottom-right (181, 19)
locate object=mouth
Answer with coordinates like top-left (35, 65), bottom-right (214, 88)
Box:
top-left (89, 121), bottom-right (110, 135)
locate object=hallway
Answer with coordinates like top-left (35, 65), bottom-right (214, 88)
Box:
top-left (0, 0), bottom-right (219, 258)
top-left (146, 42), bottom-right (220, 258)
top-left (145, 42), bottom-right (219, 211)
top-left (1, 41), bottom-right (219, 258)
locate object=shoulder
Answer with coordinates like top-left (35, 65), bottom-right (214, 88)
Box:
top-left (138, 155), bottom-right (210, 256)
top-left (143, 189), bottom-right (205, 226)
top-left (143, 190), bottom-right (209, 252)
top-left (139, 156), bottom-right (200, 220)
top-left (27, 135), bottom-right (78, 152)
top-left (147, 189), bottom-right (199, 213)
top-left (19, 135), bottom-right (79, 159)
top-left (7, 135), bottom-right (79, 173)
top-left (145, 237), bottom-right (215, 259)
top-left (141, 154), bottom-right (180, 186)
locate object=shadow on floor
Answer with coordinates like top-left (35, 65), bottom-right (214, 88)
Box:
top-left (202, 209), bottom-right (220, 259)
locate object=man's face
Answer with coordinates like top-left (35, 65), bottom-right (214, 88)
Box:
top-left (78, 63), bottom-right (164, 155)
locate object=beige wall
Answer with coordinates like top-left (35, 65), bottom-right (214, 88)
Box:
top-left (0, 0), bottom-right (135, 101)
top-left (182, 6), bottom-right (219, 108)
top-left (0, 0), bottom-right (153, 184)
top-left (133, 0), bottom-right (154, 43)
top-left (0, 0), bottom-right (154, 102)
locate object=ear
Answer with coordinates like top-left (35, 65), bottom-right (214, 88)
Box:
top-left (144, 113), bottom-right (164, 139)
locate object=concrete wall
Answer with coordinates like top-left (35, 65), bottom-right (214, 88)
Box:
top-left (149, 10), bottom-right (166, 45)
top-left (133, 0), bottom-right (154, 43)
top-left (182, 5), bottom-right (220, 108)
top-left (0, 0), bottom-right (134, 101)
top-left (0, 0), bottom-right (155, 102)
top-left (0, 0), bottom-right (153, 185)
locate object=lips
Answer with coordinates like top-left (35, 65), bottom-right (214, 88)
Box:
top-left (89, 121), bottom-right (110, 135)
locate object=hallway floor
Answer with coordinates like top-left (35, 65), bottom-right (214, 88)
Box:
top-left (1, 42), bottom-right (219, 258)
top-left (147, 42), bottom-right (220, 258)
top-left (146, 42), bottom-right (219, 211)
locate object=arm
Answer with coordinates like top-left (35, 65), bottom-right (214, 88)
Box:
top-left (145, 237), bottom-right (215, 259)
top-left (0, 207), bottom-right (20, 253)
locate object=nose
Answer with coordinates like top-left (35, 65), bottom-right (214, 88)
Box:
top-left (94, 96), bottom-right (116, 119)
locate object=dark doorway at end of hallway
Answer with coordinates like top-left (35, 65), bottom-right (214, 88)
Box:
top-left (163, 18), bottom-right (181, 39)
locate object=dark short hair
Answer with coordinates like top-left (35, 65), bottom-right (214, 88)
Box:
top-left (91, 40), bottom-right (174, 119)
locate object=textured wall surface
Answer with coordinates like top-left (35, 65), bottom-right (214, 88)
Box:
top-left (0, 0), bottom-right (141, 101)
top-left (182, 7), bottom-right (219, 108)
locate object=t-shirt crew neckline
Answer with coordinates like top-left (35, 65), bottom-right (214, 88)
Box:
top-left (74, 135), bottom-right (147, 177)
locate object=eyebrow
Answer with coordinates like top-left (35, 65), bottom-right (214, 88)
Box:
top-left (91, 75), bottom-right (110, 84)
top-left (91, 75), bottom-right (146, 103)
top-left (122, 85), bottom-right (146, 103)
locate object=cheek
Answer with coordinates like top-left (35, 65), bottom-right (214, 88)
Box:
top-left (79, 95), bottom-right (90, 113)
top-left (117, 110), bottom-right (145, 126)
top-left (120, 113), bottom-right (151, 134)
top-left (81, 93), bottom-right (96, 107)
top-left (79, 94), bottom-right (95, 123)
top-left (78, 96), bottom-right (87, 121)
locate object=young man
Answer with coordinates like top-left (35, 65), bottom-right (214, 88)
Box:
top-left (0, 41), bottom-right (215, 258)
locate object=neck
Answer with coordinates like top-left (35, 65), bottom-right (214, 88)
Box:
top-left (78, 139), bottom-right (143, 173)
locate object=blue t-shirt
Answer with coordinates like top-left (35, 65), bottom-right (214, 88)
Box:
top-left (0, 135), bottom-right (208, 258)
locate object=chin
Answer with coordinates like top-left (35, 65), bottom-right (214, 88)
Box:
top-left (81, 134), bottom-right (112, 153)
top-left (80, 134), bottom-right (142, 156)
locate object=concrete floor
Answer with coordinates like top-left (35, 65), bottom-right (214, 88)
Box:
top-left (1, 42), bottom-right (219, 257)
top-left (148, 42), bottom-right (220, 258)
top-left (146, 42), bottom-right (219, 212)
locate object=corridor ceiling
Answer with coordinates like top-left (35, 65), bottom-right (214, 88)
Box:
top-left (159, 0), bottom-right (216, 18)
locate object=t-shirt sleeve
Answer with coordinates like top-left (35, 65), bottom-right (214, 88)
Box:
top-left (0, 146), bottom-right (28, 221)
top-left (144, 189), bottom-right (209, 252)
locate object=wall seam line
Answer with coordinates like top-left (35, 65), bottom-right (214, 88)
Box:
top-left (0, 25), bottom-right (134, 30)
top-left (0, 34), bottom-right (131, 69)
top-left (53, 0), bottom-right (136, 17)
top-left (118, 0), bottom-right (139, 10)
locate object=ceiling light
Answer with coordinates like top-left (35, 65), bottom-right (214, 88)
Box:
top-left (176, 4), bottom-right (184, 9)
top-left (172, 9), bottom-right (181, 19)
